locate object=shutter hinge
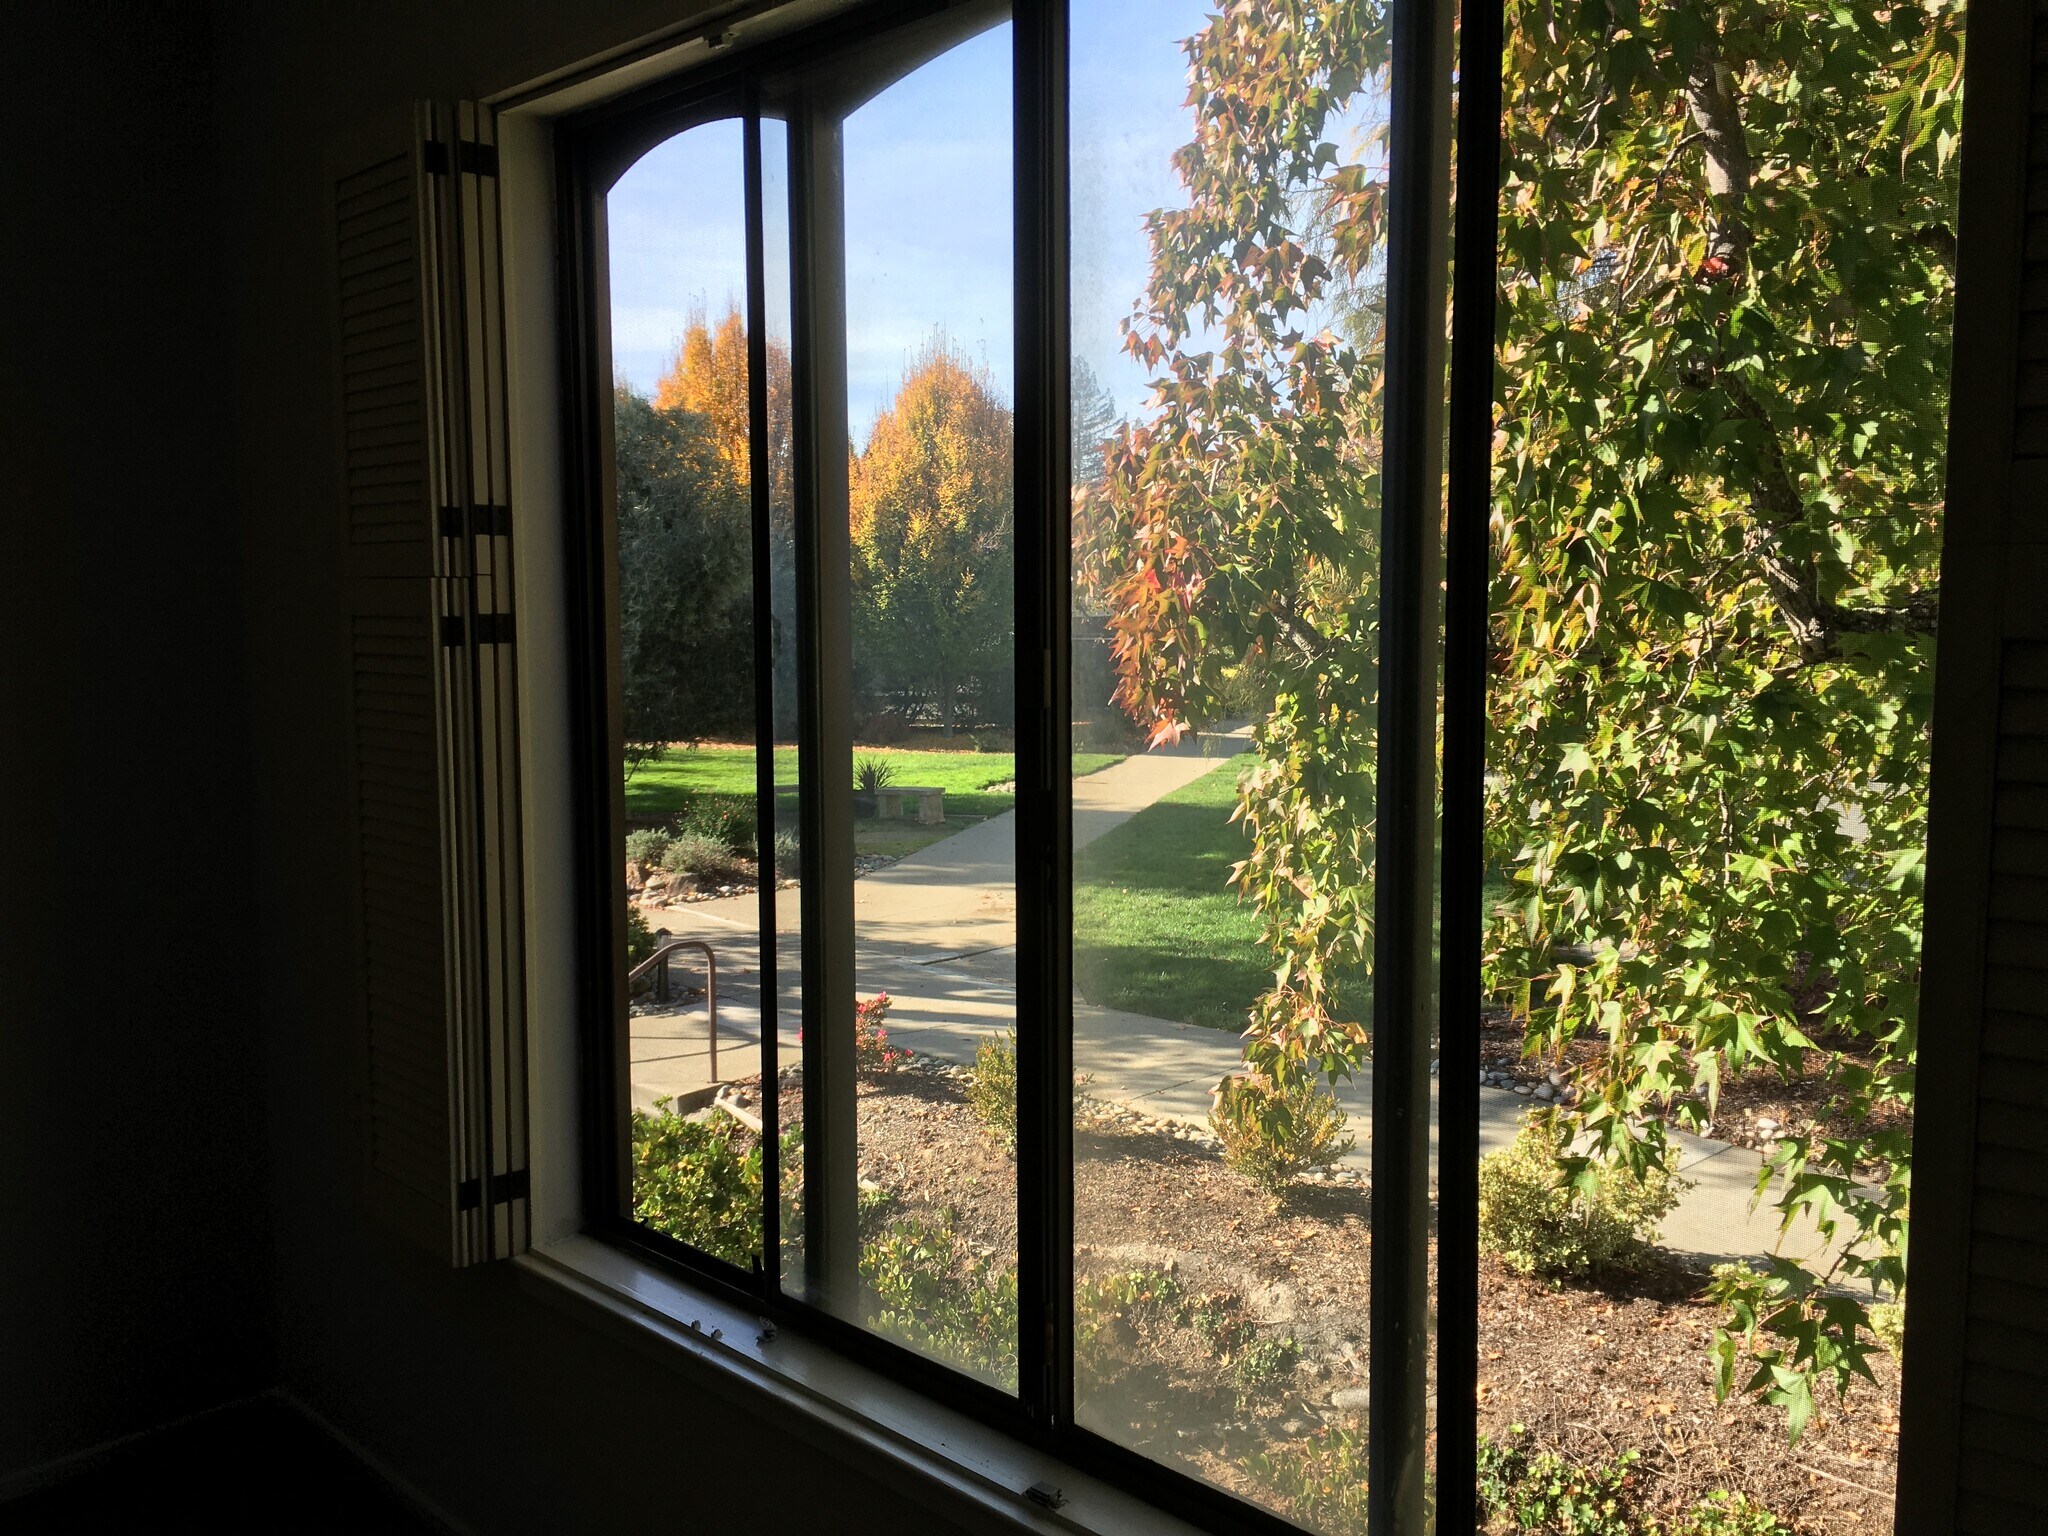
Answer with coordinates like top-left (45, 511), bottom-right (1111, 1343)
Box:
top-left (423, 138), bottom-right (499, 178)
top-left (438, 504), bottom-right (511, 539)
top-left (456, 1168), bottom-right (530, 1211)
top-left (440, 613), bottom-right (515, 648)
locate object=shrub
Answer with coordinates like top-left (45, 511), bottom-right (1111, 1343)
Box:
top-left (1476, 1427), bottom-right (1640, 1536)
top-left (679, 793), bottom-right (757, 852)
top-left (659, 830), bottom-right (747, 882)
top-left (854, 753), bottom-right (897, 793)
top-left (772, 828), bottom-right (801, 879)
top-left (1242, 1423), bottom-right (1370, 1536)
top-left (630, 1102), bottom-right (762, 1268)
top-left (972, 727), bottom-right (1013, 753)
top-left (967, 1032), bottom-right (1017, 1148)
top-left (854, 992), bottom-right (909, 1078)
top-left (625, 827), bottom-right (672, 868)
top-left (1209, 1071), bottom-right (1354, 1196)
top-left (1229, 1334), bottom-right (1300, 1399)
top-left (1478, 1119), bottom-right (1679, 1279)
top-left (626, 905), bottom-right (658, 973)
top-left (861, 1211), bottom-right (1018, 1385)
top-left (1868, 1296), bottom-right (1906, 1358)
top-left (1666, 1492), bottom-right (1795, 1536)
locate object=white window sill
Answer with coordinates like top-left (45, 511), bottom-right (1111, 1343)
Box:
top-left (513, 1236), bottom-right (1212, 1536)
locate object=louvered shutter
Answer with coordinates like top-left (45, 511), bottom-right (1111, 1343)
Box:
top-left (1898, 4), bottom-right (2048, 1529)
top-left (335, 103), bottom-right (528, 1266)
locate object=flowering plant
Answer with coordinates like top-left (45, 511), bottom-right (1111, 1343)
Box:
top-left (854, 992), bottom-right (909, 1078)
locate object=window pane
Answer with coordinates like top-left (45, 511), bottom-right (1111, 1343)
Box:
top-left (775, 12), bottom-right (1021, 1390)
top-left (1469, 8), bottom-right (1951, 1534)
top-left (606, 116), bottom-right (775, 1274)
top-left (1070, 4), bottom-right (1391, 1522)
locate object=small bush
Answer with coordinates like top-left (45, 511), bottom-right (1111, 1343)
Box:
top-left (1868, 1296), bottom-right (1906, 1358)
top-left (854, 753), bottom-right (897, 793)
top-left (1666, 1491), bottom-right (1795, 1536)
top-left (659, 830), bottom-right (748, 882)
top-left (626, 905), bottom-right (658, 972)
top-left (1242, 1423), bottom-right (1370, 1536)
top-left (854, 992), bottom-right (910, 1078)
top-left (679, 794), bottom-right (757, 852)
top-left (630, 1102), bottom-right (762, 1268)
top-left (967, 1032), bottom-right (1018, 1149)
top-left (1229, 1334), bottom-right (1300, 1399)
top-left (772, 828), bottom-right (801, 879)
top-left (1477, 1427), bottom-right (1640, 1536)
top-left (972, 727), bottom-right (1013, 753)
top-left (1209, 652), bottom-right (1277, 720)
top-left (625, 827), bottom-right (672, 868)
top-left (861, 1211), bottom-right (1018, 1385)
top-left (1210, 1071), bottom-right (1355, 1196)
top-left (1478, 1119), bottom-right (1679, 1279)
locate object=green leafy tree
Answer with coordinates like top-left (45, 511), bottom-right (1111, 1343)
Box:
top-left (613, 384), bottom-right (755, 757)
top-left (1083, 0), bottom-right (1961, 1432)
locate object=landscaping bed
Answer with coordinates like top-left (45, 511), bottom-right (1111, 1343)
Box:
top-left (1475, 1009), bottom-right (1912, 1178)
top-left (664, 1065), bottom-right (1900, 1534)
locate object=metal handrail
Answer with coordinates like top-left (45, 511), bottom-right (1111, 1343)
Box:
top-left (630, 938), bottom-right (720, 1082)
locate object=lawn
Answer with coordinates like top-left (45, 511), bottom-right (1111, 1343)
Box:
top-left (1074, 759), bottom-right (1517, 1033)
top-left (626, 744), bottom-right (1126, 859)
top-left (1073, 761), bottom-right (1271, 1032)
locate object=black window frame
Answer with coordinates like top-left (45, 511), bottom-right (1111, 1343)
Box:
top-left (551, 3), bottom-right (1490, 1533)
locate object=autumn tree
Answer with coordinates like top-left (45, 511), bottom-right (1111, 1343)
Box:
top-left (1084, 0), bottom-right (1961, 1432)
top-left (655, 299), bottom-right (796, 529)
top-left (850, 338), bottom-right (1015, 735)
top-left (654, 300), bottom-right (800, 734)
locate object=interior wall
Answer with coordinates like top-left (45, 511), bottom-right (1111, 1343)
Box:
top-left (0, 0), bottom-right (274, 1482)
top-left (217, 3), bottom-right (985, 1529)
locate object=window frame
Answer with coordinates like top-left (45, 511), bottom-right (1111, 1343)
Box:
top-left (545, 4), bottom-right (1479, 1534)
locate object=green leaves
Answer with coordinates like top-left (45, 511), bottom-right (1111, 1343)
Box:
top-left (1089, 0), bottom-right (1950, 1446)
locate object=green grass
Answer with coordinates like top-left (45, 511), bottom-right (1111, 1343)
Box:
top-left (627, 746), bottom-right (1124, 817)
top-left (1074, 761), bottom-right (1272, 1032)
top-left (626, 745), bottom-right (1125, 859)
top-left (1074, 759), bottom-right (1514, 1033)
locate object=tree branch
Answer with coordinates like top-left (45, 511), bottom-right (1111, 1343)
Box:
top-left (1683, 25), bottom-right (1937, 660)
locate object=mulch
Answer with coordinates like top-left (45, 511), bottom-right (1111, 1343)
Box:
top-left (715, 1063), bottom-right (1900, 1533)
top-left (1475, 1009), bottom-right (1912, 1177)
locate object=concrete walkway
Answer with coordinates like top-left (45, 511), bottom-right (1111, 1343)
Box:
top-left (629, 725), bottom-right (1859, 1280)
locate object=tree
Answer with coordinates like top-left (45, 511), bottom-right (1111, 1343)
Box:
top-left (613, 383), bottom-right (755, 757)
top-left (654, 301), bottom-right (801, 736)
top-left (1071, 356), bottom-right (1120, 493)
top-left (655, 299), bottom-right (796, 531)
top-left (850, 338), bottom-right (1015, 735)
top-left (1083, 0), bottom-right (1961, 1433)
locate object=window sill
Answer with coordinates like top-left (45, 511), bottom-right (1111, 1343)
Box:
top-left (513, 1236), bottom-right (1209, 1536)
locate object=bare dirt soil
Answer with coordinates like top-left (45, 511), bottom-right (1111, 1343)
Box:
top-left (723, 1062), bottom-right (1900, 1532)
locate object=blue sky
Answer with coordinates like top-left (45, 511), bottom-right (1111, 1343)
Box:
top-left (605, 3), bottom-right (1384, 444)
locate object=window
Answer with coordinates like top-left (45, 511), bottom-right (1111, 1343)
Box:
top-left (555, 5), bottom-right (1451, 1532)
top-left (514, 1), bottom-right (1959, 1533)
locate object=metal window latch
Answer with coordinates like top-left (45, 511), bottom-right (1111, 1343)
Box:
top-left (1024, 1482), bottom-right (1065, 1511)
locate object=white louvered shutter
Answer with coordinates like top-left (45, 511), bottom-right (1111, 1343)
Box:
top-left (335, 103), bottom-right (528, 1265)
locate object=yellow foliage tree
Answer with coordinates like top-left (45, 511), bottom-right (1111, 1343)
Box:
top-left (654, 300), bottom-right (794, 524)
top-left (849, 338), bottom-right (1013, 735)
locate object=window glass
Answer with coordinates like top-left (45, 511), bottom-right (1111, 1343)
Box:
top-left (760, 10), bottom-right (1022, 1390)
top-left (1467, 8), bottom-right (1955, 1535)
top-left (1069, 4), bottom-right (1392, 1521)
top-left (606, 116), bottom-right (775, 1274)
